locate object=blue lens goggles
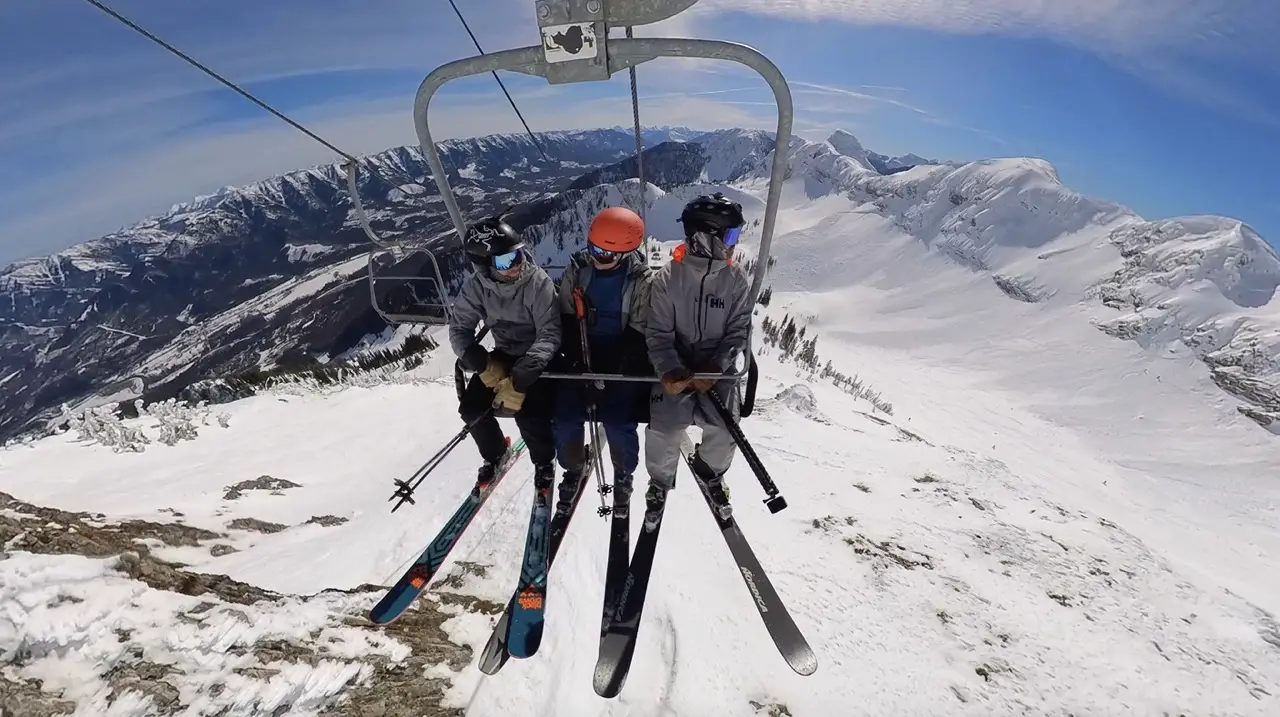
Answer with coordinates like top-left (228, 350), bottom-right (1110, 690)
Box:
top-left (589, 243), bottom-right (618, 259)
top-left (492, 250), bottom-right (518, 270)
top-left (723, 226), bottom-right (742, 247)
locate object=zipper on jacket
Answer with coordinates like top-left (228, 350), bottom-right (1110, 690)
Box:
top-left (695, 260), bottom-right (712, 347)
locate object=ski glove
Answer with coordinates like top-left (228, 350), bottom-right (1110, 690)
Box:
top-left (660, 367), bottom-right (694, 395)
top-left (461, 344), bottom-right (489, 373)
top-left (509, 363), bottom-right (539, 393)
top-left (493, 377), bottom-right (525, 412)
top-left (689, 362), bottom-right (721, 393)
top-left (479, 358), bottom-right (508, 389)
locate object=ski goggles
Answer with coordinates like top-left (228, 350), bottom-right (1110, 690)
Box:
top-left (723, 226), bottom-right (742, 247)
top-left (589, 243), bottom-right (619, 261)
top-left (492, 250), bottom-right (519, 270)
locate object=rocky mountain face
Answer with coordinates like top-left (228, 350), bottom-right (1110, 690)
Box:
top-left (0, 128), bottom-right (695, 439)
top-left (5, 123), bottom-right (1276, 441)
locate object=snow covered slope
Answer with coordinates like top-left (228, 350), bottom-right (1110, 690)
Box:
top-left (3, 347), bottom-right (1279, 715)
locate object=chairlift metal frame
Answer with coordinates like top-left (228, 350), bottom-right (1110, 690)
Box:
top-left (355, 0), bottom-right (794, 385)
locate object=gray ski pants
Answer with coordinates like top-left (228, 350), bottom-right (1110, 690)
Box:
top-left (644, 380), bottom-right (740, 490)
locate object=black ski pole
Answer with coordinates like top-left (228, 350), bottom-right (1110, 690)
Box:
top-left (705, 390), bottom-right (788, 514)
top-left (573, 287), bottom-right (613, 518)
top-left (389, 409), bottom-right (492, 512)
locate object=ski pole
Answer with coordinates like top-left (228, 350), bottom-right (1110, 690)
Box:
top-left (388, 410), bottom-right (492, 512)
top-left (704, 390), bottom-right (788, 514)
top-left (574, 287), bottom-right (614, 519)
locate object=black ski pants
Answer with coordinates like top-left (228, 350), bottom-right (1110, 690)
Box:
top-left (458, 372), bottom-right (556, 468)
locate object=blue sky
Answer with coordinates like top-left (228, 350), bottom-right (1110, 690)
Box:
top-left (2, 0), bottom-right (1279, 266)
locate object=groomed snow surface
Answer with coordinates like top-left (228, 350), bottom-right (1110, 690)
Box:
top-left (4, 343), bottom-right (1279, 716)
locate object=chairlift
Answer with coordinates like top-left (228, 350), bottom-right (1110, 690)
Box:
top-left (353, 0), bottom-right (794, 389)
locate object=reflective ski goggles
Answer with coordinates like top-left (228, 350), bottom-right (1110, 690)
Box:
top-left (589, 243), bottom-right (619, 261)
top-left (723, 226), bottom-right (742, 247)
top-left (492, 250), bottom-right (519, 270)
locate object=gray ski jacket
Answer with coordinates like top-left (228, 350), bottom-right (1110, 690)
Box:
top-left (448, 250), bottom-right (561, 387)
top-left (645, 244), bottom-right (752, 377)
top-left (557, 248), bottom-right (653, 333)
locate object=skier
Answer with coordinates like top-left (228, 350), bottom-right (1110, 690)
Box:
top-left (552, 206), bottom-right (653, 516)
top-left (642, 193), bottom-right (752, 531)
top-left (450, 216), bottom-right (561, 494)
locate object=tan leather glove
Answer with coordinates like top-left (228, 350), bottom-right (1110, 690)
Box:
top-left (660, 367), bottom-right (693, 395)
top-left (493, 377), bottom-right (526, 412)
top-left (479, 357), bottom-right (509, 388)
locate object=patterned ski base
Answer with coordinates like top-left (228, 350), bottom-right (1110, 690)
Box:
top-left (369, 439), bottom-right (526, 625)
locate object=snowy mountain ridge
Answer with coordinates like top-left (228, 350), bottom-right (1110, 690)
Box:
top-left (5, 126), bottom-right (1280, 717)
top-left (4, 124), bottom-right (1279, 445)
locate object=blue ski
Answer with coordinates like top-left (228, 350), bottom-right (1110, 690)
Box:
top-left (477, 445), bottom-right (595, 674)
top-left (504, 469), bottom-right (557, 658)
top-left (369, 438), bottom-right (525, 625)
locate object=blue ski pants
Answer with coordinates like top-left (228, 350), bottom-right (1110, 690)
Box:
top-left (552, 378), bottom-right (641, 476)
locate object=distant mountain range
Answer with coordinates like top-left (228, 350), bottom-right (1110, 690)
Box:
top-left (6, 123), bottom-right (1276, 442)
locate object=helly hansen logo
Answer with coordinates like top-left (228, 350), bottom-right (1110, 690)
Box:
top-left (705, 295), bottom-right (725, 309)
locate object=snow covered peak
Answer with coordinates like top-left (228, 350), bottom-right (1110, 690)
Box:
top-left (826, 130), bottom-right (877, 172)
top-left (1105, 216), bottom-right (1280, 310)
top-left (694, 128), bottom-right (777, 182)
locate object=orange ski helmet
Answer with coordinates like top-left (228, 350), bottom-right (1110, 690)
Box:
top-left (588, 206), bottom-right (645, 253)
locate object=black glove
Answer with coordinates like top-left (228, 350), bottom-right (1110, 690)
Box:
top-left (461, 344), bottom-right (489, 373)
top-left (510, 362), bottom-right (539, 393)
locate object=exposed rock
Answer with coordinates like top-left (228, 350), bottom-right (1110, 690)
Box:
top-left (226, 518), bottom-right (288, 534)
top-left (223, 475), bottom-right (303, 500)
top-left (305, 515), bottom-right (349, 527)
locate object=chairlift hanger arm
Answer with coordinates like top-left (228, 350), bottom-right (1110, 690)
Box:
top-left (412, 36), bottom-right (793, 307)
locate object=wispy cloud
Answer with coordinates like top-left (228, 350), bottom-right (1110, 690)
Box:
top-left (700, 0), bottom-right (1280, 57)
top-left (702, 0), bottom-right (1280, 124)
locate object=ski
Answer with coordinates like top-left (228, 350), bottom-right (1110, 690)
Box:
top-left (592, 497), bottom-right (665, 698)
top-left (598, 479), bottom-right (631, 636)
top-left (681, 436), bottom-right (819, 677)
top-left (503, 457), bottom-right (561, 658)
top-left (477, 446), bottom-right (596, 674)
top-left (369, 438), bottom-right (526, 625)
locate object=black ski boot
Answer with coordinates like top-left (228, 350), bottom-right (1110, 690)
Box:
top-left (642, 482), bottom-right (668, 533)
top-left (533, 462), bottom-right (556, 507)
top-left (703, 475), bottom-right (733, 521)
top-left (473, 460), bottom-right (500, 495)
top-left (555, 469), bottom-right (583, 514)
top-left (612, 472), bottom-right (634, 519)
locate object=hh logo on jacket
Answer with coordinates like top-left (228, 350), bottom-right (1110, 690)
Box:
top-left (704, 295), bottom-right (725, 310)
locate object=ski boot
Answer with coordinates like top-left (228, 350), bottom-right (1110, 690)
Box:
top-left (703, 474), bottom-right (733, 521)
top-left (472, 459), bottom-right (500, 496)
top-left (612, 472), bottom-right (634, 519)
top-left (555, 468), bottom-right (583, 515)
top-left (533, 462), bottom-right (556, 508)
top-left (642, 481), bottom-right (668, 533)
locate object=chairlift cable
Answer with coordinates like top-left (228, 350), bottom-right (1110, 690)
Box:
top-left (81, 0), bottom-right (357, 163)
top-left (625, 25), bottom-right (647, 229)
top-left (444, 0), bottom-right (550, 164)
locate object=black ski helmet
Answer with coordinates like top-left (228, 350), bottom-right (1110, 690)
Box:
top-left (678, 193), bottom-right (745, 259)
top-left (678, 193), bottom-right (745, 236)
top-left (464, 216), bottom-right (523, 258)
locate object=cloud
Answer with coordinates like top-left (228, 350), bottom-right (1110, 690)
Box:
top-left (699, 0), bottom-right (1280, 58)
top-left (699, 0), bottom-right (1280, 124)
